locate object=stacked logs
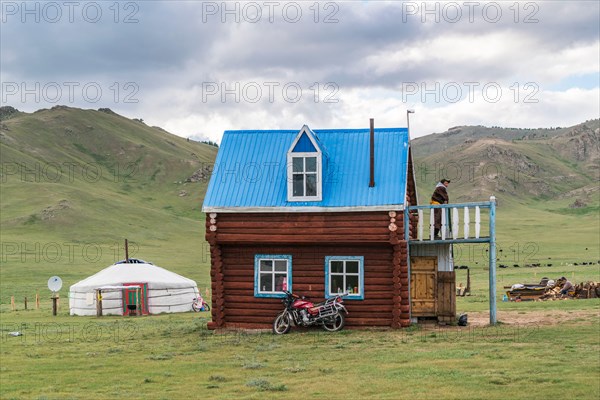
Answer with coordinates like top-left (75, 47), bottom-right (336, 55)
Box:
top-left (574, 282), bottom-right (600, 299)
top-left (206, 213), bottom-right (225, 329)
top-left (539, 281), bottom-right (599, 301)
top-left (388, 211), bottom-right (410, 328)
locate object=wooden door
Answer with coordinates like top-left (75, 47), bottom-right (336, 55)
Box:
top-left (410, 257), bottom-right (437, 316)
top-left (122, 283), bottom-right (148, 315)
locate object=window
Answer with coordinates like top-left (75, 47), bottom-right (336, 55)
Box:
top-left (287, 127), bottom-right (323, 202)
top-left (292, 156), bottom-right (318, 197)
top-left (325, 256), bottom-right (364, 300)
top-left (254, 255), bottom-right (292, 298)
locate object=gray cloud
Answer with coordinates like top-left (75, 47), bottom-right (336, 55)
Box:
top-left (1, 1), bottom-right (598, 138)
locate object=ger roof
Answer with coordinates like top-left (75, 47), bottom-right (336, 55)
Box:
top-left (202, 126), bottom-right (410, 212)
top-left (70, 262), bottom-right (198, 291)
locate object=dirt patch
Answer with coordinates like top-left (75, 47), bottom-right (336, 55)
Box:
top-left (41, 199), bottom-right (71, 220)
top-left (465, 309), bottom-right (598, 327)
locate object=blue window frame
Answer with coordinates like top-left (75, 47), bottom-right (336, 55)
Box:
top-left (325, 256), bottom-right (364, 300)
top-left (254, 254), bottom-right (292, 298)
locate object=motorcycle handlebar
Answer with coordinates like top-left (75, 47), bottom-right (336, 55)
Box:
top-left (283, 290), bottom-right (349, 301)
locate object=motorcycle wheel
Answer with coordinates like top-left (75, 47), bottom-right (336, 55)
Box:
top-left (322, 312), bottom-right (345, 332)
top-left (191, 302), bottom-right (201, 312)
top-left (272, 312), bottom-right (292, 335)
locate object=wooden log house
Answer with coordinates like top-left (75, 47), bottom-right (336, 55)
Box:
top-left (202, 122), bottom-right (479, 329)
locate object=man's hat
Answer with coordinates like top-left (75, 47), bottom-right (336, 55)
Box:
top-left (441, 179), bottom-right (451, 184)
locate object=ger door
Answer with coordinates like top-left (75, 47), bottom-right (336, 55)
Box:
top-left (122, 282), bottom-right (148, 315)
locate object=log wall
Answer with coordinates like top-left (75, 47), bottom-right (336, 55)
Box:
top-left (216, 244), bottom-right (394, 328)
top-left (210, 212), bottom-right (396, 244)
top-left (205, 211), bottom-right (410, 329)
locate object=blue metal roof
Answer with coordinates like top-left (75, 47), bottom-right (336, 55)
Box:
top-left (202, 127), bottom-right (410, 211)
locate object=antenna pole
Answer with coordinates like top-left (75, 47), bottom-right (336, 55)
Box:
top-left (125, 239), bottom-right (129, 263)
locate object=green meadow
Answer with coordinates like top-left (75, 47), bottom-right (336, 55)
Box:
top-left (1, 299), bottom-right (598, 399)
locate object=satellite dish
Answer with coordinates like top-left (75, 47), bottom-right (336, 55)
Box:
top-left (48, 276), bottom-right (63, 292)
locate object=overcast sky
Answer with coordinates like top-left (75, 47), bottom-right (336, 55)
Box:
top-left (1, 1), bottom-right (598, 141)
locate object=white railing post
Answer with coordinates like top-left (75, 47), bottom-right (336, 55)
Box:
top-left (463, 207), bottom-right (470, 239)
top-left (429, 208), bottom-right (435, 240)
top-left (418, 209), bottom-right (424, 241)
top-left (452, 207), bottom-right (459, 239)
top-left (475, 206), bottom-right (481, 239)
top-left (441, 207), bottom-right (446, 240)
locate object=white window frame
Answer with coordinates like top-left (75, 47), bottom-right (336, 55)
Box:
top-left (286, 125), bottom-right (323, 202)
top-left (287, 152), bottom-right (322, 201)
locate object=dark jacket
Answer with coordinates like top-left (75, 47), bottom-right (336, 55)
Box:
top-left (431, 183), bottom-right (449, 204)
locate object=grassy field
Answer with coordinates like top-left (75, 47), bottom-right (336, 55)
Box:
top-left (1, 306), bottom-right (598, 399)
top-left (1, 263), bottom-right (598, 399)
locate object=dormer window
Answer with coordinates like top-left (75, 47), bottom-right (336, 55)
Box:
top-left (287, 126), bottom-right (323, 202)
top-left (292, 155), bottom-right (317, 196)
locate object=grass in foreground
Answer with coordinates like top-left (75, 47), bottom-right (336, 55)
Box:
top-left (1, 304), bottom-right (599, 400)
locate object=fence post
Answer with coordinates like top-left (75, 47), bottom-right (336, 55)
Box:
top-left (52, 294), bottom-right (59, 316)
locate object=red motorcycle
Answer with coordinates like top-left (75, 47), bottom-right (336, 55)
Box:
top-left (272, 291), bottom-right (348, 334)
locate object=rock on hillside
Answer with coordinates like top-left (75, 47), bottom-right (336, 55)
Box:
top-left (0, 106), bottom-right (20, 121)
top-left (549, 121), bottom-right (599, 178)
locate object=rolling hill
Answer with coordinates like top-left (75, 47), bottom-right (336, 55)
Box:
top-left (412, 119), bottom-right (599, 205)
top-left (0, 106), bottom-right (218, 300)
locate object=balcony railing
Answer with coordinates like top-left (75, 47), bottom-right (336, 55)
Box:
top-left (407, 196), bottom-right (496, 243)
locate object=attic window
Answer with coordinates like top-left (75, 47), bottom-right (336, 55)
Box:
top-left (292, 156), bottom-right (317, 196)
top-left (287, 127), bottom-right (322, 202)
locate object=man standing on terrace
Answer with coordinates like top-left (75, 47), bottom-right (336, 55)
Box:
top-left (430, 179), bottom-right (450, 239)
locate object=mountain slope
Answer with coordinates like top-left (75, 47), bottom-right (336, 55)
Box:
top-left (0, 106), bottom-right (218, 300)
top-left (411, 120), bottom-right (599, 160)
top-left (412, 120), bottom-right (599, 206)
